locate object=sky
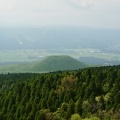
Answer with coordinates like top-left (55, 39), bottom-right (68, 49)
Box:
top-left (0, 0), bottom-right (120, 28)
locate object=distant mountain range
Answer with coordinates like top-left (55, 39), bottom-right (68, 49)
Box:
top-left (79, 57), bottom-right (120, 66)
top-left (0, 26), bottom-right (120, 52)
top-left (0, 55), bottom-right (87, 73)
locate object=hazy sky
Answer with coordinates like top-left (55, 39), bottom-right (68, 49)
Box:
top-left (0, 0), bottom-right (120, 28)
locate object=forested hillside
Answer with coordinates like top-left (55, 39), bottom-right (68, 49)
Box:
top-left (0, 65), bottom-right (120, 120)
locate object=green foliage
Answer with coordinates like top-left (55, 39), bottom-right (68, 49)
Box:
top-left (90, 116), bottom-right (100, 120)
top-left (0, 65), bottom-right (119, 119)
top-left (82, 117), bottom-right (100, 120)
top-left (71, 113), bottom-right (81, 120)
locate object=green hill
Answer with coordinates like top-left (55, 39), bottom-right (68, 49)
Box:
top-left (29, 55), bottom-right (87, 71)
top-left (0, 55), bottom-right (87, 73)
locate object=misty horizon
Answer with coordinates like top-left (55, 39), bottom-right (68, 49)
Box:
top-left (0, 26), bottom-right (120, 51)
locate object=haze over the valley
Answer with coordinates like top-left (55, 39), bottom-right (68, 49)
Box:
top-left (0, 27), bottom-right (120, 51)
top-left (0, 0), bottom-right (120, 65)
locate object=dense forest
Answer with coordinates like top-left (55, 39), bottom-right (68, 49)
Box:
top-left (0, 65), bottom-right (120, 120)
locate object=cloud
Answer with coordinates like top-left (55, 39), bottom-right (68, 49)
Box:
top-left (0, 0), bottom-right (65, 12)
top-left (0, 0), bottom-right (15, 11)
top-left (68, 0), bottom-right (94, 9)
top-left (0, 0), bottom-right (120, 28)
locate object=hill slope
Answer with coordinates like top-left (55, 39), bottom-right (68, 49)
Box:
top-left (0, 65), bottom-right (120, 119)
top-left (29, 55), bottom-right (87, 71)
top-left (0, 55), bottom-right (87, 73)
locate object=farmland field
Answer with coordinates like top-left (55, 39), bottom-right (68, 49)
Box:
top-left (0, 48), bottom-right (120, 64)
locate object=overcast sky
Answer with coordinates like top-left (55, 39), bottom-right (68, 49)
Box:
top-left (0, 0), bottom-right (120, 28)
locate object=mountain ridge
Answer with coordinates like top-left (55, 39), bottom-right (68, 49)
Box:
top-left (0, 26), bottom-right (120, 51)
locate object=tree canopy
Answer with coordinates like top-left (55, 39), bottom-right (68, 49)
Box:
top-left (0, 65), bottom-right (120, 119)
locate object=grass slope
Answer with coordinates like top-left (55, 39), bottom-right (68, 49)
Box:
top-left (29, 55), bottom-right (87, 71)
top-left (0, 55), bottom-right (87, 73)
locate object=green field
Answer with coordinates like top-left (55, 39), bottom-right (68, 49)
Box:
top-left (0, 49), bottom-right (120, 63)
